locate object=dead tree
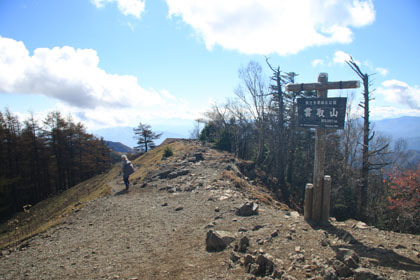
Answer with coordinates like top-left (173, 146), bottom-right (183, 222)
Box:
top-left (346, 57), bottom-right (389, 220)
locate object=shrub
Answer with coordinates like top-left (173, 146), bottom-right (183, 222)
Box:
top-left (163, 146), bottom-right (174, 158)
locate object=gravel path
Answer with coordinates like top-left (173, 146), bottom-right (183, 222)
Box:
top-left (1, 142), bottom-right (419, 280)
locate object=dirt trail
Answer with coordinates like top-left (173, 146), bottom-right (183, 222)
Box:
top-left (1, 141), bottom-right (419, 280)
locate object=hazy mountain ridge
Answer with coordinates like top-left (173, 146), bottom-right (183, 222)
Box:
top-left (104, 141), bottom-right (135, 154)
top-left (91, 125), bottom-right (191, 149)
top-left (92, 117), bottom-right (420, 151)
top-left (373, 116), bottom-right (420, 151)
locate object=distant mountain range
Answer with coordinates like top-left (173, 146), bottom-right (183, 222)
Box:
top-left (104, 141), bottom-right (135, 154)
top-left (91, 125), bottom-right (191, 149)
top-left (373, 116), bottom-right (420, 151)
top-left (92, 116), bottom-right (420, 152)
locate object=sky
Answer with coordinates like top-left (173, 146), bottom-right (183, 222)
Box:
top-left (1, 0), bottom-right (419, 133)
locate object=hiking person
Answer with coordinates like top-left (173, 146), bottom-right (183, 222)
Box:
top-left (121, 155), bottom-right (134, 190)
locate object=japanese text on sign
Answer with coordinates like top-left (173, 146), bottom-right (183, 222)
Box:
top-left (297, 97), bottom-right (347, 129)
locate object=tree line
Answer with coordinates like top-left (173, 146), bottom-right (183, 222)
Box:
top-left (0, 109), bottom-right (111, 222)
top-left (197, 59), bottom-right (419, 233)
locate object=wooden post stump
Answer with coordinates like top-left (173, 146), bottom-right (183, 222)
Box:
top-left (321, 175), bottom-right (331, 224)
top-left (304, 183), bottom-right (313, 221)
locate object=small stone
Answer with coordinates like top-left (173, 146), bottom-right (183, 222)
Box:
top-left (243, 254), bottom-right (255, 267)
top-left (175, 206), bottom-right (184, 211)
top-left (184, 185), bottom-right (196, 192)
top-left (323, 267), bottom-right (338, 280)
top-left (215, 207), bottom-right (220, 212)
top-left (332, 259), bottom-right (352, 277)
top-left (161, 202), bottom-right (168, 207)
top-left (354, 267), bottom-right (382, 280)
top-left (248, 263), bottom-right (260, 275)
top-left (272, 269), bottom-right (285, 279)
top-left (204, 221), bottom-right (216, 229)
top-left (237, 236), bottom-right (250, 253)
top-left (271, 230), bottom-right (279, 238)
top-left (253, 225), bottom-right (264, 231)
top-left (282, 274), bottom-right (297, 280)
top-left (230, 252), bottom-right (240, 263)
top-left (355, 221), bottom-right (369, 229)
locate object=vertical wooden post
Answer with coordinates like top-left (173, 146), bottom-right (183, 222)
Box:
top-left (321, 175), bottom-right (331, 224)
top-left (304, 183), bottom-right (313, 221)
top-left (311, 73), bottom-right (328, 224)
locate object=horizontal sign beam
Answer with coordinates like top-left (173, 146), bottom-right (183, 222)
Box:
top-left (285, 80), bottom-right (360, 92)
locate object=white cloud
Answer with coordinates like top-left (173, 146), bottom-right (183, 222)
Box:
top-left (165, 0), bottom-right (375, 55)
top-left (333, 50), bottom-right (352, 64)
top-left (0, 36), bottom-right (163, 109)
top-left (378, 79), bottom-right (420, 109)
top-left (91, 0), bottom-right (145, 18)
top-left (0, 36), bottom-right (206, 129)
top-left (312, 59), bottom-right (324, 67)
top-left (375, 67), bottom-right (389, 76)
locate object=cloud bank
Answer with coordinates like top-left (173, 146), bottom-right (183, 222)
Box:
top-left (0, 36), bottom-right (202, 129)
top-left (378, 80), bottom-right (420, 110)
top-left (166, 0), bottom-right (375, 55)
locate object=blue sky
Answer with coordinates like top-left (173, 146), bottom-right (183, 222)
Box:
top-left (1, 0), bottom-right (419, 132)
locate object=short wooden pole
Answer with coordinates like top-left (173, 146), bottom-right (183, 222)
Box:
top-left (321, 175), bottom-right (331, 224)
top-left (304, 183), bottom-right (313, 221)
top-left (312, 175), bottom-right (324, 223)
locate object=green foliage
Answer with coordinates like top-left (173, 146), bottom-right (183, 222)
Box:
top-left (133, 122), bottom-right (162, 153)
top-left (215, 129), bottom-right (233, 152)
top-left (0, 109), bottom-right (112, 223)
top-left (162, 146), bottom-right (174, 158)
top-left (199, 122), bottom-right (218, 143)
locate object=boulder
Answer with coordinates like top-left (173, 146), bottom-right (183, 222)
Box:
top-left (331, 259), bottom-right (352, 277)
top-left (336, 248), bottom-right (360, 268)
top-left (205, 230), bottom-right (235, 251)
top-left (168, 169), bottom-right (190, 179)
top-left (235, 236), bottom-right (250, 253)
top-left (256, 254), bottom-right (276, 276)
top-left (236, 202), bottom-right (259, 216)
top-left (188, 153), bottom-right (204, 163)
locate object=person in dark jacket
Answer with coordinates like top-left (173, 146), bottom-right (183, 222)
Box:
top-left (121, 155), bottom-right (134, 190)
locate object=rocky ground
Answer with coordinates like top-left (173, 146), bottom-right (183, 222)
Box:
top-left (0, 140), bottom-right (419, 280)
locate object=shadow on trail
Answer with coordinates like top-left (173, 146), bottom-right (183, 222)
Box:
top-left (310, 222), bottom-right (420, 272)
top-left (114, 189), bottom-right (128, 196)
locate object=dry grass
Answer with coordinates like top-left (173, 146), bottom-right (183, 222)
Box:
top-left (0, 168), bottom-right (116, 249)
top-left (0, 141), bottom-right (192, 249)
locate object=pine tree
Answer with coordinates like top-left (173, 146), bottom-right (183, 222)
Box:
top-left (133, 122), bottom-right (162, 153)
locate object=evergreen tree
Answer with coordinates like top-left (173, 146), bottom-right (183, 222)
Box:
top-left (133, 122), bottom-right (162, 153)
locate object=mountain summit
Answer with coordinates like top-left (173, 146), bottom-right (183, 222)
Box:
top-left (1, 140), bottom-right (419, 279)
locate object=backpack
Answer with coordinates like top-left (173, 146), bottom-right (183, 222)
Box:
top-left (124, 161), bottom-right (135, 176)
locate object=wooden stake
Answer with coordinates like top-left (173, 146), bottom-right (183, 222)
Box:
top-left (321, 175), bottom-right (331, 224)
top-left (304, 183), bottom-right (313, 221)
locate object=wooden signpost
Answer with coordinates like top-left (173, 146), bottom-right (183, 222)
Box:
top-left (285, 73), bottom-right (360, 224)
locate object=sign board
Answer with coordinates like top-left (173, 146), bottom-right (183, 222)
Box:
top-left (297, 97), bottom-right (347, 129)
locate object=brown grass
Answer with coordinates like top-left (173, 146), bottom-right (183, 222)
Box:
top-left (0, 140), bottom-right (193, 249)
top-left (0, 168), bottom-right (116, 249)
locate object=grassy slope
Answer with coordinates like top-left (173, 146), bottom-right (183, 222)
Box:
top-left (0, 141), bottom-right (189, 249)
